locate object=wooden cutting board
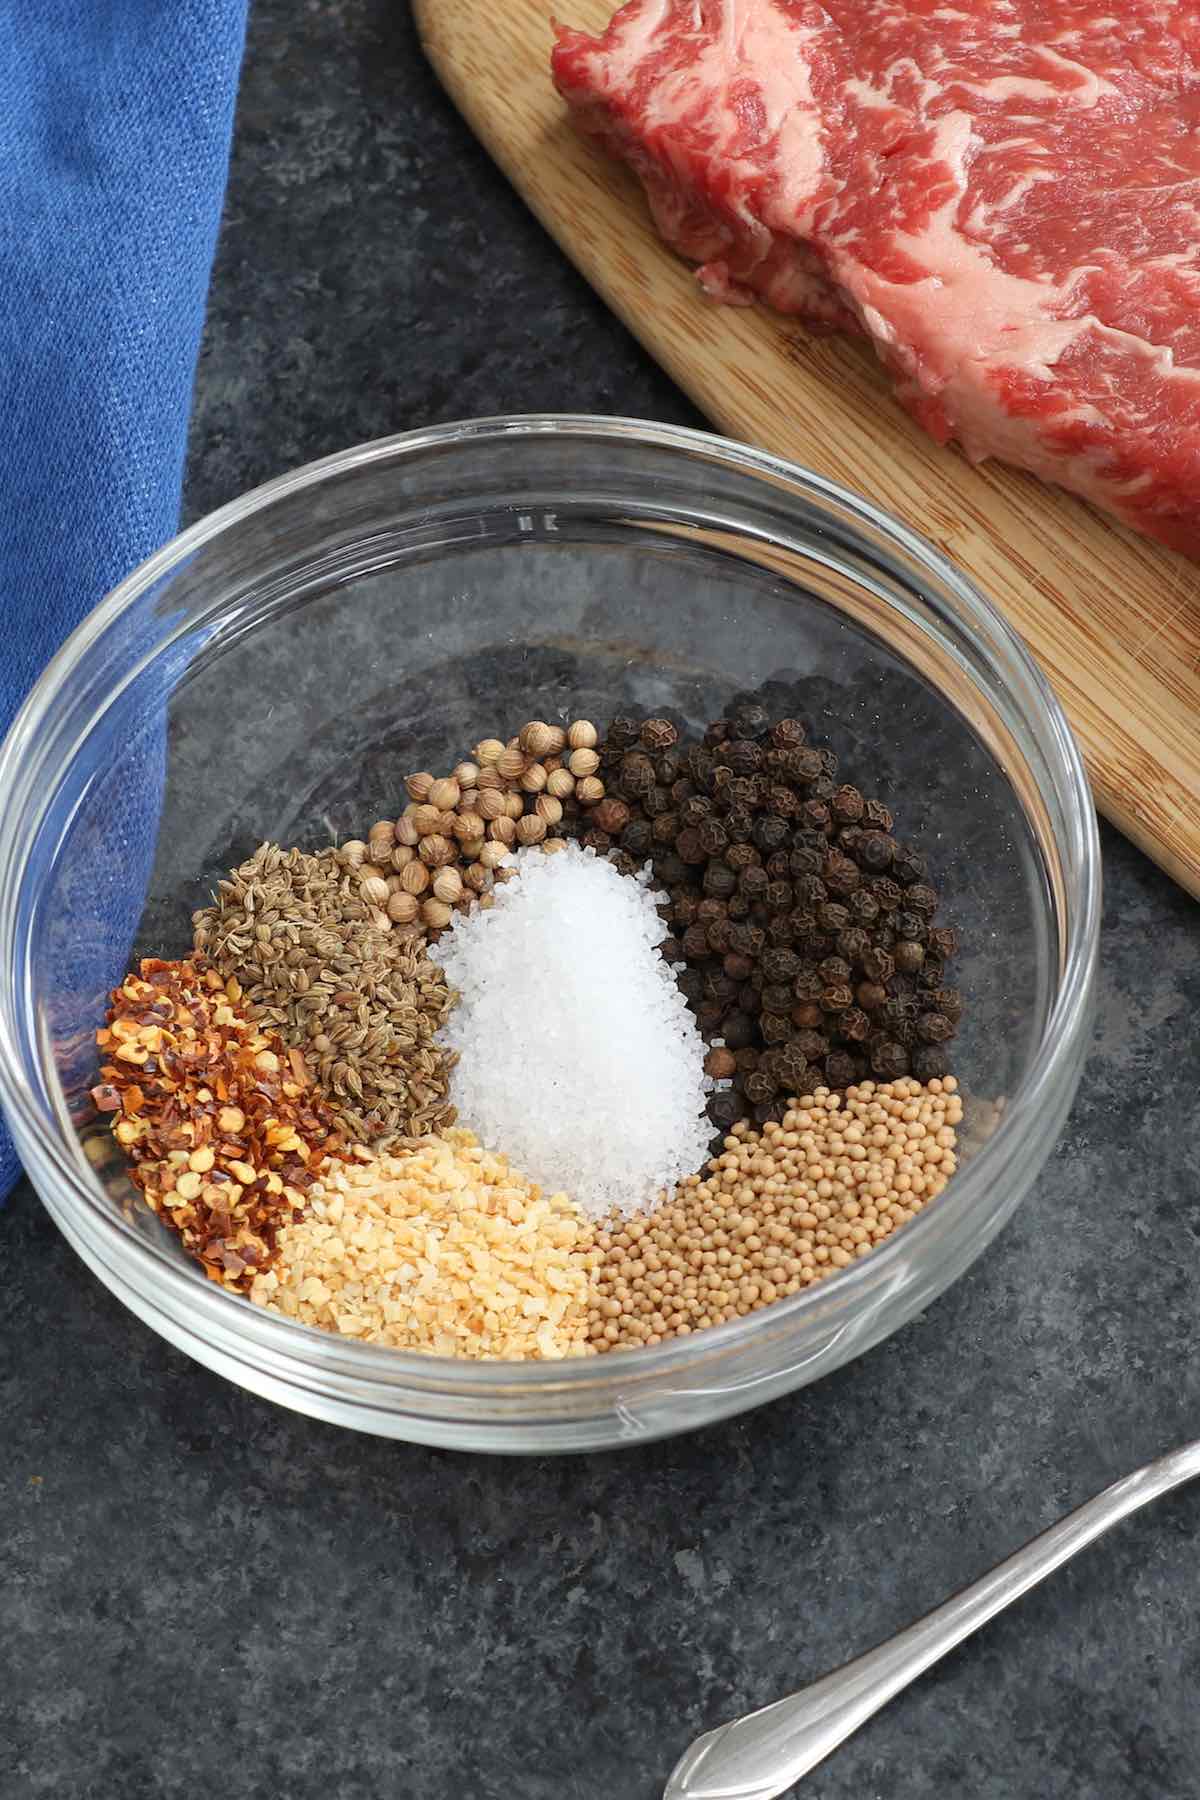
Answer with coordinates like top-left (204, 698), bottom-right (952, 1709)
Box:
top-left (416, 0), bottom-right (1200, 897)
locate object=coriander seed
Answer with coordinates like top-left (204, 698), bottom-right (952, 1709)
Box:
top-left (567, 720), bottom-right (598, 750)
top-left (406, 772), bottom-right (434, 801)
top-left (568, 747), bottom-right (601, 778)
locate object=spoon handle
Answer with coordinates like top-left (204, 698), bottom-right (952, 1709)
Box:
top-left (665, 1439), bottom-right (1200, 1800)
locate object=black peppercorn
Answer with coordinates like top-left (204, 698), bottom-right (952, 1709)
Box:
top-left (731, 702), bottom-right (769, 740)
top-left (818, 748), bottom-right (839, 777)
top-left (727, 775), bottom-right (758, 811)
top-left (770, 718), bottom-right (806, 750)
top-left (838, 1006), bottom-right (871, 1043)
top-left (917, 1011), bottom-right (955, 1043)
top-left (762, 982), bottom-right (794, 1015)
top-left (681, 922), bottom-right (712, 960)
top-left (738, 865), bottom-right (769, 900)
top-left (856, 981), bottom-right (888, 1013)
top-left (708, 1089), bottom-right (743, 1131)
top-left (819, 984), bottom-right (854, 1013)
top-left (911, 1044), bottom-right (950, 1081)
top-left (728, 922), bottom-right (763, 958)
top-left (870, 1039), bottom-right (910, 1079)
top-left (859, 946), bottom-right (895, 985)
top-left (660, 934), bottom-right (684, 965)
top-left (738, 981), bottom-right (763, 1014)
top-left (824, 1050), bottom-right (859, 1089)
top-left (793, 874), bottom-right (827, 908)
top-left (849, 889), bottom-right (880, 925)
top-left (809, 776), bottom-right (836, 803)
top-left (697, 1000), bottom-right (726, 1033)
top-left (871, 877), bottom-right (903, 911)
top-left (893, 910), bottom-right (928, 944)
top-left (918, 963), bottom-right (946, 991)
top-left (855, 831), bottom-right (895, 872)
top-left (818, 956), bottom-right (853, 985)
top-left (928, 925), bottom-right (960, 960)
top-left (751, 814), bottom-right (789, 854)
top-left (816, 900), bottom-right (850, 934)
top-left (831, 784), bottom-right (864, 823)
top-left (836, 926), bottom-right (872, 965)
top-left (723, 806), bottom-right (753, 844)
top-left (760, 1011), bottom-right (791, 1045)
top-left (863, 797), bottom-right (893, 831)
top-left (655, 749), bottom-right (684, 786)
top-left (733, 1046), bottom-right (760, 1075)
top-left (881, 995), bottom-right (919, 1041)
top-left (720, 1010), bottom-right (755, 1050)
top-left (654, 854), bottom-right (689, 889)
top-left (721, 738), bottom-right (762, 776)
top-left (703, 967), bottom-right (739, 1006)
top-left (822, 852), bottom-right (861, 897)
top-left (702, 861), bottom-right (737, 899)
top-left (695, 897), bottom-right (726, 924)
top-left (766, 785), bottom-right (800, 820)
top-left (676, 968), bottom-right (704, 1005)
top-left (705, 916), bottom-right (734, 955)
top-left (907, 883), bottom-right (940, 917)
top-left (791, 1001), bottom-right (823, 1029)
top-left (679, 794), bottom-right (713, 829)
top-left (780, 746), bottom-right (824, 785)
top-left (697, 818), bottom-right (729, 857)
top-left (789, 844), bottom-right (824, 879)
top-left (606, 715), bottom-right (640, 751)
top-left (766, 917), bottom-right (796, 949)
top-left (618, 752), bottom-right (656, 798)
top-left (581, 829), bottom-right (612, 854)
top-left (652, 812), bottom-right (680, 845)
top-left (800, 799), bottom-right (832, 835)
top-left (765, 850), bottom-right (792, 881)
top-left (723, 951), bottom-right (754, 982)
top-left (639, 718), bottom-right (678, 752)
top-left (742, 1068), bottom-right (778, 1104)
top-left (675, 827), bottom-right (708, 865)
top-left (621, 818), bottom-right (654, 858)
top-left (891, 847), bottom-right (925, 886)
top-left (929, 987), bottom-right (963, 1018)
top-left (764, 879), bottom-right (793, 914)
top-left (671, 777), bottom-right (697, 806)
top-left (893, 938), bottom-right (925, 974)
top-left (644, 784), bottom-right (672, 817)
top-left (759, 947), bottom-right (798, 984)
top-left (753, 1099), bottom-right (783, 1127)
top-left (687, 745), bottom-right (716, 786)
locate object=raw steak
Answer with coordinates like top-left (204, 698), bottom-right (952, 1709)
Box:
top-left (552, 0), bottom-right (1200, 554)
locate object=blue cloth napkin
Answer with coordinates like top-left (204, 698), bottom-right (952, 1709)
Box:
top-left (0, 1), bottom-right (249, 1197)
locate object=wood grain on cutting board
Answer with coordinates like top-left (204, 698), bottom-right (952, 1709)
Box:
top-left (415, 0), bottom-right (1200, 897)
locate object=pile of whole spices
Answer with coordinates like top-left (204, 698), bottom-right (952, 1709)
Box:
top-left (347, 718), bottom-right (610, 938)
top-left (95, 697), bottom-right (971, 1363)
top-left (249, 1128), bottom-right (598, 1359)
top-left (588, 1077), bottom-right (962, 1349)
top-left (92, 958), bottom-right (345, 1290)
top-left (569, 709), bottom-right (962, 1129)
top-left (192, 843), bottom-right (457, 1148)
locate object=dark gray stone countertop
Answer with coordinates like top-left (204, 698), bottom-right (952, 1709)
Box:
top-left (4, 4), bottom-right (1200, 1796)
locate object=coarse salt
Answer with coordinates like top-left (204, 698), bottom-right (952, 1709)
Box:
top-left (430, 843), bottom-right (711, 1218)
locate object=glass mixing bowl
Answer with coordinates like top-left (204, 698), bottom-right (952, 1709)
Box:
top-left (0, 416), bottom-right (1100, 1451)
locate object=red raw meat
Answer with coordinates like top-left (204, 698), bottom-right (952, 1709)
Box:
top-left (552, 0), bottom-right (1200, 555)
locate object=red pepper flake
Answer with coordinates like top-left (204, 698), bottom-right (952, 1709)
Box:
top-left (96, 957), bottom-right (346, 1293)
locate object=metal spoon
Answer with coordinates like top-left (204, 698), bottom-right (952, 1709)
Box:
top-left (664, 1437), bottom-right (1200, 1799)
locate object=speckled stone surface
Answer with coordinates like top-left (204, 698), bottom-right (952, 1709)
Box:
top-left (4, 3), bottom-right (1200, 1796)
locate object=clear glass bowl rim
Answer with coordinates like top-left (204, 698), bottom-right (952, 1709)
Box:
top-left (0, 412), bottom-right (1102, 1395)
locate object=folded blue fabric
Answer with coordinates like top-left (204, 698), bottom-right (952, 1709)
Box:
top-left (0, 1), bottom-right (249, 1197)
